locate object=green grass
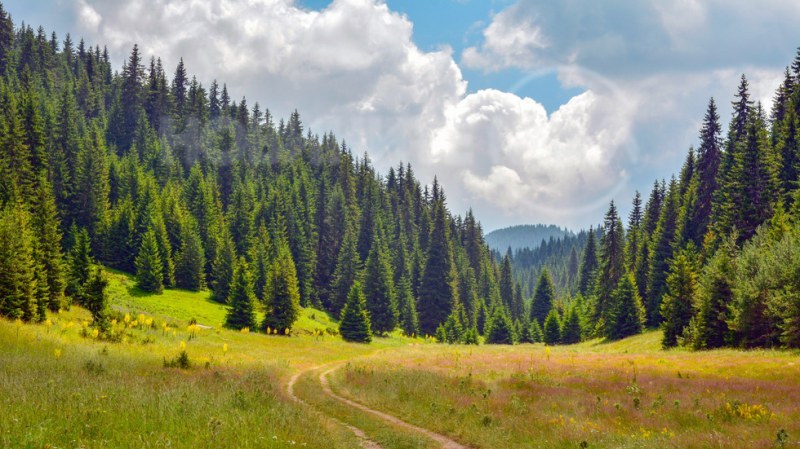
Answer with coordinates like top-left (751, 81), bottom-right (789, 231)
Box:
top-left (4, 269), bottom-right (800, 449)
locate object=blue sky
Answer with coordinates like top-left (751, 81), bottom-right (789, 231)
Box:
top-left (5, 0), bottom-right (800, 231)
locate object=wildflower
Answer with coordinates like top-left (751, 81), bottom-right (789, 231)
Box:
top-left (111, 319), bottom-right (117, 326)
top-left (266, 326), bottom-right (271, 335)
top-left (137, 314), bottom-right (146, 325)
top-left (145, 318), bottom-right (153, 327)
top-left (91, 328), bottom-right (100, 339)
top-left (545, 346), bottom-right (551, 360)
top-left (54, 349), bottom-right (62, 359)
top-left (223, 343), bottom-right (228, 353)
top-left (180, 341), bottom-right (187, 351)
top-left (124, 313), bottom-right (131, 324)
top-left (241, 327), bottom-right (250, 334)
top-left (284, 328), bottom-right (290, 336)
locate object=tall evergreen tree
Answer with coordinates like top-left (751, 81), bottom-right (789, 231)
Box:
top-left (530, 268), bottom-right (555, 326)
top-left (225, 257), bottom-right (256, 330)
top-left (330, 225), bottom-right (361, 316)
top-left (646, 178), bottom-right (680, 326)
top-left (605, 274), bottom-right (645, 340)
top-left (593, 201), bottom-right (626, 331)
top-left (418, 195), bottom-right (457, 336)
top-left (339, 281), bottom-right (372, 343)
top-left (135, 227), bottom-right (164, 294)
top-left (661, 249), bottom-right (698, 348)
top-left (577, 226), bottom-right (598, 296)
top-left (543, 308), bottom-right (561, 345)
top-left (262, 236), bottom-right (301, 333)
top-left (363, 232), bottom-right (398, 335)
top-left (485, 308), bottom-right (515, 344)
top-left (690, 98), bottom-right (723, 244)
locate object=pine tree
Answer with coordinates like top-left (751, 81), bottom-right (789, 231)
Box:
top-left (530, 268), bottom-right (555, 326)
top-left (560, 306), bottom-right (582, 344)
top-left (690, 236), bottom-right (735, 349)
top-left (690, 98), bottom-right (723, 244)
top-left (225, 257), bottom-right (256, 330)
top-left (31, 175), bottom-right (66, 311)
top-left (0, 204), bottom-right (37, 321)
top-left (626, 191), bottom-right (643, 271)
top-left (66, 225), bottom-right (93, 305)
top-left (577, 226), bottom-right (598, 296)
top-left (339, 281), bottom-right (372, 343)
top-left (418, 195), bottom-right (457, 335)
top-left (593, 201), bottom-right (625, 332)
top-left (605, 273), bottom-right (645, 340)
top-left (363, 232), bottom-right (398, 335)
top-left (485, 308), bottom-right (515, 344)
top-left (135, 228), bottom-right (164, 294)
top-left (330, 225), bottom-right (361, 316)
top-left (262, 237), bottom-right (301, 333)
top-left (211, 230), bottom-right (235, 303)
top-left (529, 319), bottom-right (543, 343)
top-left (499, 253), bottom-right (514, 311)
top-left (543, 308), bottom-right (561, 345)
top-left (83, 267), bottom-right (109, 331)
top-left (646, 178), bottom-right (680, 326)
top-left (174, 218), bottom-right (206, 291)
top-left (661, 249), bottom-right (698, 348)
top-left (397, 274), bottom-right (419, 336)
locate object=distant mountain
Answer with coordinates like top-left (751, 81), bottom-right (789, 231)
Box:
top-left (485, 224), bottom-right (573, 253)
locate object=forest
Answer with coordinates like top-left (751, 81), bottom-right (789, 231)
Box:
top-left (0, 0), bottom-right (799, 350)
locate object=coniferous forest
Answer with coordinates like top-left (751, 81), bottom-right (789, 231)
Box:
top-left (1, 1), bottom-right (800, 350)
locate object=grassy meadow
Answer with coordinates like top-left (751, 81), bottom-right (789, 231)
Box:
top-left (2, 269), bottom-right (799, 448)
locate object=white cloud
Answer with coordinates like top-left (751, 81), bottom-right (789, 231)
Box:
top-left (76, 0), bottom-right (101, 32)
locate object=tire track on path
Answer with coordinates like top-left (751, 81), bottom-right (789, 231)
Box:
top-left (319, 365), bottom-right (470, 449)
top-left (287, 365), bottom-right (384, 449)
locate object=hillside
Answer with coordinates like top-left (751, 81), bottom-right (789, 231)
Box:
top-left (485, 224), bottom-right (573, 252)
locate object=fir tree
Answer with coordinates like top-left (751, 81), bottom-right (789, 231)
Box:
top-left (339, 281), bottom-right (372, 343)
top-left (363, 232), bottom-right (398, 335)
top-left (397, 274), bottom-right (419, 336)
top-left (418, 194), bottom-right (457, 335)
top-left (83, 267), bottom-right (109, 331)
top-left (211, 230), bottom-right (235, 303)
top-left (661, 249), bottom-right (698, 348)
top-left (0, 204), bottom-right (37, 321)
top-left (485, 308), bottom-right (515, 344)
top-left (262, 237), bottom-right (301, 333)
top-left (135, 228), bottom-right (164, 294)
top-left (543, 308), bottom-right (561, 345)
top-left (225, 257), bottom-right (256, 330)
top-left (646, 178), bottom-right (680, 326)
top-left (66, 225), bottom-right (92, 305)
top-left (529, 319), bottom-right (543, 343)
top-left (593, 201), bottom-right (626, 332)
top-left (605, 274), bottom-right (645, 340)
top-left (174, 218), bottom-right (206, 291)
top-left (690, 235), bottom-right (735, 349)
top-left (330, 225), bottom-right (361, 316)
top-left (530, 268), bottom-right (555, 326)
top-left (577, 226), bottom-right (598, 296)
top-left (560, 307), bottom-right (582, 344)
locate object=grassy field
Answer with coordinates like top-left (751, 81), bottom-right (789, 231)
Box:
top-left (328, 334), bottom-right (800, 448)
top-left (2, 269), bottom-right (800, 448)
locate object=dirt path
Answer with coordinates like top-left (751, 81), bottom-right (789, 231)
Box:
top-left (287, 366), bottom-right (384, 449)
top-left (319, 366), bottom-right (470, 449)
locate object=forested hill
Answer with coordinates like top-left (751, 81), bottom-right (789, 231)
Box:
top-left (485, 224), bottom-right (572, 253)
top-left (559, 49), bottom-right (800, 350)
top-left (0, 1), bottom-right (520, 342)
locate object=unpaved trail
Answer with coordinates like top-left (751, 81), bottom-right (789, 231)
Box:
top-left (287, 366), bottom-right (384, 449)
top-left (319, 366), bottom-right (470, 449)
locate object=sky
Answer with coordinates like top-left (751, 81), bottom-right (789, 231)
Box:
top-left (6, 0), bottom-right (800, 232)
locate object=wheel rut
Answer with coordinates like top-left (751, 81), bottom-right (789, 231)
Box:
top-left (318, 365), bottom-right (469, 449)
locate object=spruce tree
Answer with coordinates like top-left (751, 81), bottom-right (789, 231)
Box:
top-left (83, 267), bottom-right (109, 331)
top-left (485, 308), bottom-right (515, 344)
top-left (529, 319), bottom-right (543, 343)
top-left (605, 273), bottom-right (645, 340)
top-left (211, 230), bottom-right (235, 303)
top-left (646, 178), bottom-right (680, 326)
top-left (397, 274), bottom-right (419, 336)
top-left (577, 226), bottom-right (598, 296)
top-left (560, 307), bottom-right (582, 344)
top-left (593, 201), bottom-right (625, 332)
top-left (66, 225), bottom-right (93, 305)
top-left (339, 281), bottom-right (372, 343)
top-left (690, 236), bottom-right (735, 349)
top-left (225, 257), bottom-right (256, 330)
top-left (174, 219), bottom-right (206, 290)
top-left (135, 228), bottom-right (164, 294)
top-left (330, 225), bottom-right (361, 316)
top-left (499, 253), bottom-right (514, 311)
top-left (262, 237), bottom-right (301, 333)
top-left (363, 233), bottom-right (398, 335)
top-left (543, 309), bottom-right (561, 345)
top-left (0, 204), bottom-right (37, 320)
top-left (530, 268), bottom-right (555, 326)
top-left (418, 195), bottom-right (457, 336)
top-left (690, 98), bottom-right (723, 244)
top-left (31, 175), bottom-right (66, 311)
top-left (661, 249), bottom-right (698, 348)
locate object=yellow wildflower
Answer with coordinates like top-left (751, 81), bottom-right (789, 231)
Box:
top-left (241, 327), bottom-right (250, 334)
top-left (91, 328), bottom-right (99, 339)
top-left (54, 349), bottom-right (62, 359)
top-left (180, 341), bottom-right (187, 351)
top-left (223, 343), bottom-right (228, 353)
top-left (124, 313), bottom-right (131, 324)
